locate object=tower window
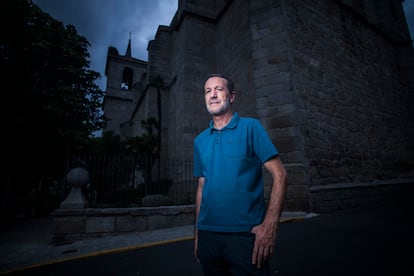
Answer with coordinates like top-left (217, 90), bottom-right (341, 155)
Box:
top-left (121, 67), bottom-right (134, 90)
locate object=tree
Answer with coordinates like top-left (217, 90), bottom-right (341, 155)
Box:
top-left (0, 0), bottom-right (106, 217)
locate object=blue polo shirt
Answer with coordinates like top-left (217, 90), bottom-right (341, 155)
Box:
top-left (193, 112), bottom-right (279, 232)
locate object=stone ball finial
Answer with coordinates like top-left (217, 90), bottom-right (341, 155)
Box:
top-left (60, 167), bottom-right (89, 209)
top-left (66, 167), bottom-right (90, 188)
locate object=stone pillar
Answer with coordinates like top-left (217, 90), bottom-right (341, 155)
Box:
top-left (53, 167), bottom-right (90, 242)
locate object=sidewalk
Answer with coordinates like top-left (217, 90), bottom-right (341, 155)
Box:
top-left (0, 211), bottom-right (315, 274)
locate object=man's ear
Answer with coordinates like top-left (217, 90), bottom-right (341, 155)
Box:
top-left (230, 91), bottom-right (236, 103)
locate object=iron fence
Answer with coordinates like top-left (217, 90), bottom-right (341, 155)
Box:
top-left (65, 155), bottom-right (196, 207)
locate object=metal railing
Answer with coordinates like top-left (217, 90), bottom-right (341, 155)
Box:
top-left (65, 155), bottom-right (196, 207)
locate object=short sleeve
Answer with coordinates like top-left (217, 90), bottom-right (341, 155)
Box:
top-left (251, 119), bottom-right (279, 163)
top-left (193, 141), bottom-right (204, 177)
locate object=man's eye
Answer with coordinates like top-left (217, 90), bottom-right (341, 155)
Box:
top-left (216, 87), bottom-right (224, 91)
top-left (205, 90), bottom-right (211, 94)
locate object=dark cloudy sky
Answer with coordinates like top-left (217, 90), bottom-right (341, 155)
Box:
top-left (32, 0), bottom-right (414, 91)
top-left (32, 0), bottom-right (178, 90)
top-left (405, 1), bottom-right (414, 38)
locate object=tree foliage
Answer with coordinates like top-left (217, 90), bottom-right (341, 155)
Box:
top-left (77, 117), bottom-right (159, 157)
top-left (0, 0), bottom-right (106, 216)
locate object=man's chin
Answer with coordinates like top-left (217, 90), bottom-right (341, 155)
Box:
top-left (208, 109), bottom-right (226, 116)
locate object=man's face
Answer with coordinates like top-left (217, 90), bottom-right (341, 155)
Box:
top-left (204, 77), bottom-right (235, 116)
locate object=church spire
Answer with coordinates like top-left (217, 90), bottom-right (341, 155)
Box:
top-left (125, 32), bottom-right (132, 57)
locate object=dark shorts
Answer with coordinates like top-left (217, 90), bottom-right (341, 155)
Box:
top-left (197, 230), bottom-right (270, 276)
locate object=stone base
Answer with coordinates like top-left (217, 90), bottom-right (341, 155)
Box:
top-left (309, 180), bottom-right (414, 213)
top-left (52, 205), bottom-right (195, 242)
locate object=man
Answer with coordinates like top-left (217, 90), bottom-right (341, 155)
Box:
top-left (193, 74), bottom-right (288, 275)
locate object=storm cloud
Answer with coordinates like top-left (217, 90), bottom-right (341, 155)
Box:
top-left (32, 0), bottom-right (178, 90)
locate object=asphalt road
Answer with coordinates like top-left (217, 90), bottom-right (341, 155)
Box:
top-left (6, 200), bottom-right (413, 276)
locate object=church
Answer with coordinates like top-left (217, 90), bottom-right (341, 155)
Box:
top-left (103, 0), bottom-right (414, 212)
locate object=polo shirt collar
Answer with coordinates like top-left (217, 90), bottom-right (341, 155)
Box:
top-left (209, 112), bottom-right (239, 132)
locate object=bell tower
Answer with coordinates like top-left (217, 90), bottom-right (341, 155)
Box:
top-left (103, 37), bottom-right (147, 139)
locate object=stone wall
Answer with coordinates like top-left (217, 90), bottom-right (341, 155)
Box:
top-left (286, 0), bottom-right (414, 188)
top-left (248, 0), bottom-right (309, 210)
top-left (169, 16), bottom-right (216, 161)
top-left (53, 205), bottom-right (194, 241)
top-left (309, 180), bottom-right (414, 213)
top-left (104, 0), bottom-right (414, 212)
top-left (215, 0), bottom-right (256, 118)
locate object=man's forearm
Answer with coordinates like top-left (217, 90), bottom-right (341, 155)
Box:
top-left (251, 157), bottom-right (287, 268)
top-left (194, 177), bottom-right (204, 233)
top-left (263, 158), bottom-right (288, 228)
top-left (194, 177), bottom-right (204, 261)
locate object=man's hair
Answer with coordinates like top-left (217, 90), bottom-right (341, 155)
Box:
top-left (206, 74), bottom-right (235, 92)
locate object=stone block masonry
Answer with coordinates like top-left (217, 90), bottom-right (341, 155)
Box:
top-left (52, 205), bottom-right (194, 242)
top-left (309, 180), bottom-right (414, 213)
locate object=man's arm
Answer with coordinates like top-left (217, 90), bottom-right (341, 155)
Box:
top-left (194, 177), bottom-right (204, 261)
top-left (251, 156), bottom-right (288, 268)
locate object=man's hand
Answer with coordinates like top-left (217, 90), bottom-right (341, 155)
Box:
top-left (251, 222), bottom-right (277, 268)
top-left (250, 156), bottom-right (287, 268)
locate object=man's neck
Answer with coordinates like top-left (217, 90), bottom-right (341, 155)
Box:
top-left (213, 112), bottom-right (234, 130)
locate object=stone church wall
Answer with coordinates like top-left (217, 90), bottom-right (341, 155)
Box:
top-left (247, 1), bottom-right (308, 210)
top-left (119, 0), bottom-right (414, 211)
top-left (290, 0), bottom-right (414, 210)
top-left (215, 0), bottom-right (256, 118)
top-left (285, 0), bottom-right (414, 187)
top-left (168, 14), bottom-right (217, 161)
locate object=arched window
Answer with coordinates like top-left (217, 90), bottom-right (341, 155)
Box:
top-left (121, 67), bottom-right (133, 90)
